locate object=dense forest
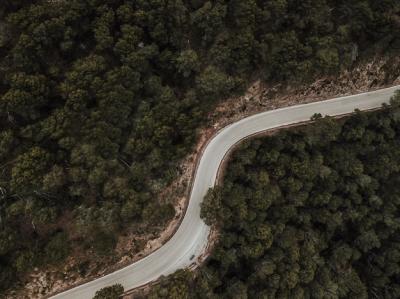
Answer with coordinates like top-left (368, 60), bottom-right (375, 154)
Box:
top-left (0, 0), bottom-right (399, 293)
top-left (148, 93), bottom-right (400, 299)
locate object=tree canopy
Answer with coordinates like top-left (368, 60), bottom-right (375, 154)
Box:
top-left (0, 0), bottom-right (399, 294)
top-left (92, 284), bottom-right (124, 299)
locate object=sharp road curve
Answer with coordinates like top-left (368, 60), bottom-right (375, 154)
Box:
top-left (52, 86), bottom-right (399, 299)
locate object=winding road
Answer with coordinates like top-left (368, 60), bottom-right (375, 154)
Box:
top-left (52, 86), bottom-right (399, 299)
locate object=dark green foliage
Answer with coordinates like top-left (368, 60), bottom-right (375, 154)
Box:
top-left (0, 0), bottom-right (399, 293)
top-left (92, 284), bottom-right (124, 299)
top-left (200, 187), bottom-right (223, 226)
top-left (147, 270), bottom-right (192, 299)
top-left (44, 232), bottom-right (70, 265)
top-left (91, 231), bottom-right (117, 256)
top-left (157, 96), bottom-right (400, 299)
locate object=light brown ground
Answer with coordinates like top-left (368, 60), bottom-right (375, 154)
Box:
top-left (8, 55), bottom-right (400, 299)
top-left (209, 56), bottom-right (400, 130)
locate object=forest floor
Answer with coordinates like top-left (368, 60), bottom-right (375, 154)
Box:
top-left (11, 55), bottom-right (400, 299)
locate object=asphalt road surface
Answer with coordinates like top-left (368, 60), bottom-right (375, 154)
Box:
top-left (52, 86), bottom-right (399, 299)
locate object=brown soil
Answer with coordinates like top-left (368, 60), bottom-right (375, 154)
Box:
top-left (8, 55), bottom-right (400, 299)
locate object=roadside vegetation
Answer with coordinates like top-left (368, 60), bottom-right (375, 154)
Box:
top-left (147, 93), bottom-right (400, 299)
top-left (92, 284), bottom-right (124, 299)
top-left (0, 0), bottom-right (399, 294)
